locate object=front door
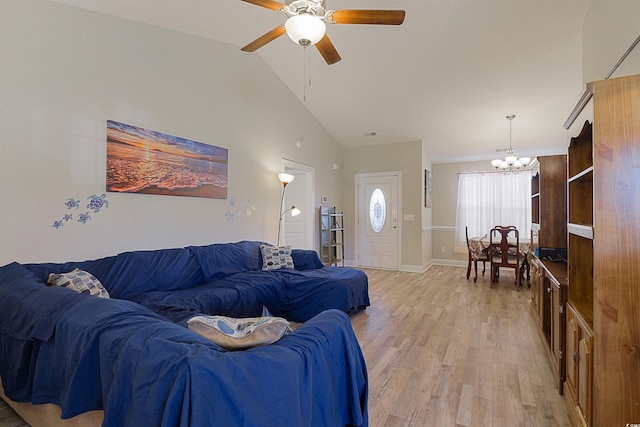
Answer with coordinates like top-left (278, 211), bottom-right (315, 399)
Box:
top-left (356, 173), bottom-right (400, 269)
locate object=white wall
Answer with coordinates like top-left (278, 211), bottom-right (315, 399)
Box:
top-left (0, 0), bottom-right (344, 264)
top-left (422, 142), bottom-right (433, 269)
top-left (582, 0), bottom-right (640, 83)
top-left (342, 140), bottom-right (423, 270)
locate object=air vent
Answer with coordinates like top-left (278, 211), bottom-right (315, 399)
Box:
top-left (364, 131), bottom-right (377, 137)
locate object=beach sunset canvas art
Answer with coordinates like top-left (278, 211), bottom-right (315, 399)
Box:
top-left (106, 120), bottom-right (228, 199)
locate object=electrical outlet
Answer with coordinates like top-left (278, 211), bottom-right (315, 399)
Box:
top-left (440, 246), bottom-right (446, 253)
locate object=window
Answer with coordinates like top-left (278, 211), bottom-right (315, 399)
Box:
top-left (455, 171), bottom-right (532, 252)
top-left (369, 188), bottom-right (386, 233)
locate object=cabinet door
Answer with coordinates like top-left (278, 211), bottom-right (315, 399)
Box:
top-left (578, 331), bottom-right (593, 426)
top-left (550, 281), bottom-right (566, 392)
top-left (566, 313), bottom-right (579, 397)
top-left (529, 256), bottom-right (542, 325)
top-left (566, 304), bottom-right (593, 426)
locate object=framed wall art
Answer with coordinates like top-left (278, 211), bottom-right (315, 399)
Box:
top-left (424, 169), bottom-right (432, 208)
top-left (106, 120), bottom-right (227, 199)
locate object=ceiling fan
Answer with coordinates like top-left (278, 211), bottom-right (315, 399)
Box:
top-left (240, 0), bottom-right (406, 65)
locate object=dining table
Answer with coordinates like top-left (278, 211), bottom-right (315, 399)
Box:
top-left (468, 234), bottom-right (532, 284)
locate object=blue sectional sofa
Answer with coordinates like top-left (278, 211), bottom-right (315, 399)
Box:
top-left (0, 241), bottom-right (370, 426)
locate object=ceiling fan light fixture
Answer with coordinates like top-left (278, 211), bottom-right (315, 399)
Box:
top-left (285, 14), bottom-right (326, 46)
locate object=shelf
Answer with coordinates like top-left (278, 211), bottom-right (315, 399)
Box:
top-left (568, 166), bottom-right (594, 183)
top-left (568, 223), bottom-right (593, 239)
top-left (568, 120), bottom-right (593, 177)
top-left (532, 172), bottom-right (540, 195)
top-left (568, 232), bottom-right (593, 326)
top-left (319, 206), bottom-right (344, 267)
top-left (568, 170), bottom-right (593, 226)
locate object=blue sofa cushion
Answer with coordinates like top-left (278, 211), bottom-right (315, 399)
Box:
top-left (187, 241), bottom-right (263, 281)
top-left (25, 249), bottom-right (204, 300)
top-left (101, 248), bottom-right (204, 299)
top-left (0, 262), bottom-right (83, 341)
top-left (290, 249), bottom-right (324, 270)
top-left (25, 256), bottom-right (118, 286)
top-left (273, 267), bottom-right (371, 322)
top-left (129, 278), bottom-right (266, 325)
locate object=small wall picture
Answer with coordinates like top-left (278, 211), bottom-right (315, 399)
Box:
top-left (424, 169), bottom-right (432, 208)
top-left (106, 120), bottom-right (227, 199)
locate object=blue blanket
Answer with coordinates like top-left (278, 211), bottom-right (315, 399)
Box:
top-left (0, 264), bottom-right (368, 426)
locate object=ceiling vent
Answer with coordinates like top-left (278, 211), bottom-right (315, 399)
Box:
top-left (364, 131), bottom-right (377, 137)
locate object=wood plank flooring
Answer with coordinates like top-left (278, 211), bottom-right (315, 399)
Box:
top-left (351, 265), bottom-right (571, 426)
top-left (0, 265), bottom-right (571, 426)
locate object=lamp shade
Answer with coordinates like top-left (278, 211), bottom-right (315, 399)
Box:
top-left (285, 14), bottom-right (326, 46)
top-left (278, 172), bottom-right (295, 185)
top-left (291, 207), bottom-right (301, 216)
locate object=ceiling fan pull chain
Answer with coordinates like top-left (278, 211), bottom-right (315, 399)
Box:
top-left (303, 46), bottom-right (309, 102)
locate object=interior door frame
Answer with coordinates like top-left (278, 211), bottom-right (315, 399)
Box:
top-left (355, 171), bottom-right (402, 269)
top-left (281, 158), bottom-right (315, 250)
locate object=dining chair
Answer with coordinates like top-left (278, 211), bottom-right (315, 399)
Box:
top-left (489, 225), bottom-right (521, 289)
top-left (465, 226), bottom-right (490, 282)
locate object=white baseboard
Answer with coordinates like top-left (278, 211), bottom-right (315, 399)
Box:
top-left (430, 258), bottom-right (467, 268)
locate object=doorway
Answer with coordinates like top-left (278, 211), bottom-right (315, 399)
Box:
top-left (281, 159), bottom-right (315, 250)
top-left (355, 172), bottom-right (401, 269)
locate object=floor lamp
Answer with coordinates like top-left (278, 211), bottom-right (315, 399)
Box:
top-left (277, 172), bottom-right (301, 246)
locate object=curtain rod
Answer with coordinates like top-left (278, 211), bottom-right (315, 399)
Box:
top-left (456, 170), bottom-right (533, 175)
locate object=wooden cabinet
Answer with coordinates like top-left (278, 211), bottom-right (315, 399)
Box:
top-left (529, 154), bottom-right (569, 394)
top-left (530, 258), bottom-right (567, 393)
top-left (528, 254), bottom-right (543, 327)
top-left (565, 303), bottom-right (593, 427)
top-left (531, 155), bottom-right (567, 250)
top-left (566, 116), bottom-right (595, 427)
top-left (564, 74), bottom-right (640, 427)
top-left (319, 206), bottom-right (344, 266)
top-left (544, 266), bottom-right (567, 393)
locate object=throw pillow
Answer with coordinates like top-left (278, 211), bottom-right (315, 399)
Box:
top-left (47, 268), bottom-right (110, 298)
top-left (260, 244), bottom-right (294, 271)
top-left (187, 315), bottom-right (291, 350)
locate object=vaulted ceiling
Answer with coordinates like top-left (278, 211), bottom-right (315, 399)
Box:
top-left (51, 0), bottom-right (591, 163)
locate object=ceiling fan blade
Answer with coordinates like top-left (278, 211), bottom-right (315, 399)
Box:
top-left (329, 10), bottom-right (406, 25)
top-left (241, 0), bottom-right (284, 12)
top-left (315, 34), bottom-right (341, 65)
top-left (241, 25), bottom-right (286, 52)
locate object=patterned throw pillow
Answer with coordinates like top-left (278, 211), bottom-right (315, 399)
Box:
top-left (187, 315), bottom-right (291, 350)
top-left (47, 268), bottom-right (110, 298)
top-left (260, 244), bottom-right (294, 271)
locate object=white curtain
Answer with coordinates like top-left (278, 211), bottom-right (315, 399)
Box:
top-left (455, 171), bottom-right (532, 253)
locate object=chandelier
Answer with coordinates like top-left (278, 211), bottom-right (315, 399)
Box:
top-left (491, 115), bottom-right (531, 173)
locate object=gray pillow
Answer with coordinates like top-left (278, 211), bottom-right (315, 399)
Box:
top-left (47, 268), bottom-right (110, 298)
top-left (260, 244), bottom-right (294, 271)
top-left (187, 315), bottom-right (291, 350)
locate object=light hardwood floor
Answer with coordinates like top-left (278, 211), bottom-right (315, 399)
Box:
top-left (1, 265), bottom-right (571, 426)
top-left (351, 265), bottom-right (571, 426)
